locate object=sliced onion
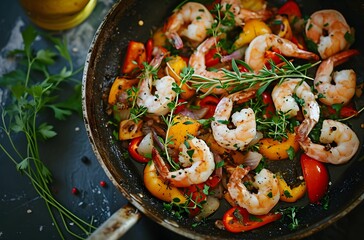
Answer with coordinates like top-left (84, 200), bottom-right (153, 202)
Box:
top-left (220, 47), bottom-right (247, 62)
top-left (213, 152), bottom-right (223, 179)
top-left (137, 132), bottom-right (153, 157)
top-left (194, 196), bottom-right (220, 222)
top-left (179, 107), bottom-right (209, 120)
top-left (243, 151), bottom-right (263, 170)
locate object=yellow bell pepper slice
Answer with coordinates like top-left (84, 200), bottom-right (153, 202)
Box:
top-left (144, 161), bottom-right (187, 203)
top-left (168, 115), bottom-right (201, 149)
top-left (108, 77), bottom-right (138, 105)
top-left (166, 56), bottom-right (195, 99)
top-left (277, 174), bottom-right (306, 203)
top-left (233, 19), bottom-right (271, 49)
top-left (259, 132), bottom-right (299, 160)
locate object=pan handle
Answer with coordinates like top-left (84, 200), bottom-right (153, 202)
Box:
top-left (87, 203), bottom-right (142, 240)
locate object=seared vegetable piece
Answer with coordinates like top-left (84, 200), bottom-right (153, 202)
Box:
top-left (277, 174), bottom-right (306, 202)
top-left (168, 115), bottom-right (201, 149)
top-left (144, 161), bottom-right (187, 203)
top-left (108, 77), bottom-right (138, 105)
top-left (166, 55), bottom-right (195, 99)
top-left (259, 133), bottom-right (299, 160)
top-left (121, 41), bottom-right (146, 74)
top-left (119, 119), bottom-right (143, 140)
top-left (233, 19), bottom-right (271, 49)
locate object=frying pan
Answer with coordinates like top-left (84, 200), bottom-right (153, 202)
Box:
top-left (82, 0), bottom-right (364, 239)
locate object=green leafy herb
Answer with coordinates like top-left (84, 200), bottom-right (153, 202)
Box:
top-left (280, 206), bottom-right (301, 230)
top-left (287, 146), bottom-right (296, 160)
top-left (0, 26), bottom-right (95, 239)
top-left (321, 194), bottom-right (330, 210)
top-left (249, 215), bottom-right (263, 222)
top-left (162, 67), bottom-right (194, 170)
top-left (188, 55), bottom-right (320, 97)
top-left (284, 190), bottom-right (293, 198)
top-left (344, 31), bottom-right (355, 45)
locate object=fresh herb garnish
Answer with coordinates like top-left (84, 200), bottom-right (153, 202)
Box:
top-left (0, 26), bottom-right (95, 239)
top-left (280, 206), bottom-right (301, 230)
top-left (188, 55), bottom-right (320, 97)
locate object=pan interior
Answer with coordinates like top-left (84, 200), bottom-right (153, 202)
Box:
top-left (82, 0), bottom-right (364, 239)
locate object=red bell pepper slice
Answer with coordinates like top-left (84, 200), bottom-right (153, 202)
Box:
top-left (324, 103), bottom-right (358, 118)
top-left (223, 206), bottom-right (282, 233)
top-left (261, 91), bottom-right (275, 118)
top-left (121, 41), bottom-right (146, 74)
top-left (128, 136), bottom-right (149, 163)
top-left (184, 183), bottom-right (207, 216)
top-left (339, 105), bottom-right (358, 118)
top-left (300, 153), bottom-right (329, 203)
top-left (264, 49), bottom-right (283, 68)
top-left (145, 38), bottom-right (154, 63)
top-left (199, 95), bottom-right (220, 119)
top-left (277, 0), bottom-right (302, 18)
top-left (205, 175), bottom-right (221, 188)
top-left (174, 98), bottom-right (188, 114)
top-left (205, 47), bottom-right (220, 67)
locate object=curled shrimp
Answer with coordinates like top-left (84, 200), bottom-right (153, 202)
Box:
top-left (314, 49), bottom-right (359, 106)
top-left (305, 9), bottom-right (352, 59)
top-left (272, 78), bottom-right (320, 139)
top-left (227, 166), bottom-right (280, 215)
top-left (298, 120), bottom-right (359, 164)
top-left (137, 52), bottom-right (176, 116)
top-left (189, 37), bottom-right (229, 95)
top-left (245, 34), bottom-right (319, 71)
top-left (221, 0), bottom-right (272, 26)
top-left (152, 137), bottom-right (215, 188)
top-left (164, 2), bottom-right (213, 49)
top-left (211, 94), bottom-right (256, 151)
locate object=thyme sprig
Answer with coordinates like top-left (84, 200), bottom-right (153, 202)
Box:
top-left (188, 55), bottom-right (320, 97)
top-left (162, 67), bottom-right (194, 170)
top-left (207, 3), bottom-right (236, 38)
top-left (0, 26), bottom-right (95, 239)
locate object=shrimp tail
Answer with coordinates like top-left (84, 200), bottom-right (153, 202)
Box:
top-left (331, 49), bottom-right (360, 67)
top-left (294, 48), bottom-right (320, 61)
top-left (152, 148), bottom-right (170, 180)
top-left (150, 47), bottom-right (167, 68)
top-left (168, 32), bottom-right (184, 49)
top-left (295, 118), bottom-right (316, 143)
top-left (229, 89), bottom-right (257, 104)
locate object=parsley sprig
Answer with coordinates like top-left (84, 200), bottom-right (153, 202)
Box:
top-left (0, 26), bottom-right (94, 239)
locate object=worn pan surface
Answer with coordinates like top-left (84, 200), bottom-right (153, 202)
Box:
top-left (82, 0), bottom-right (364, 239)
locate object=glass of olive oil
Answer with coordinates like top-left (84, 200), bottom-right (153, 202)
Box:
top-left (19, 0), bottom-right (97, 30)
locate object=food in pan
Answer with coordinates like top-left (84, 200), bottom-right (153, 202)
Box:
top-left (106, 0), bottom-right (361, 233)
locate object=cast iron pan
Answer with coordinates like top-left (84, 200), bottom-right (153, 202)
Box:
top-left (82, 0), bottom-right (364, 239)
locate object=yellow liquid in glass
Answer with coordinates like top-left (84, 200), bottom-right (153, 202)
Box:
top-left (20, 0), bottom-right (97, 30)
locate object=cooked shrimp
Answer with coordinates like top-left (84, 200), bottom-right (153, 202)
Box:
top-left (227, 166), bottom-right (280, 215)
top-left (211, 96), bottom-right (256, 150)
top-left (221, 0), bottom-right (272, 26)
top-left (272, 78), bottom-right (320, 139)
top-left (298, 120), bottom-right (359, 164)
top-left (272, 78), bottom-right (319, 120)
top-left (164, 2), bottom-right (213, 49)
top-left (189, 37), bottom-right (228, 95)
top-left (314, 49), bottom-right (359, 106)
top-left (245, 34), bottom-right (319, 71)
top-left (305, 9), bottom-right (352, 59)
top-left (137, 52), bottom-right (176, 115)
top-left (152, 137), bottom-right (215, 188)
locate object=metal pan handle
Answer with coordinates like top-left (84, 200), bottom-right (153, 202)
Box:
top-left (87, 203), bottom-right (142, 240)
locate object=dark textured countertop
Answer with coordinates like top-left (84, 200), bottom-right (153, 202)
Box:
top-left (0, 1), bottom-right (362, 239)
